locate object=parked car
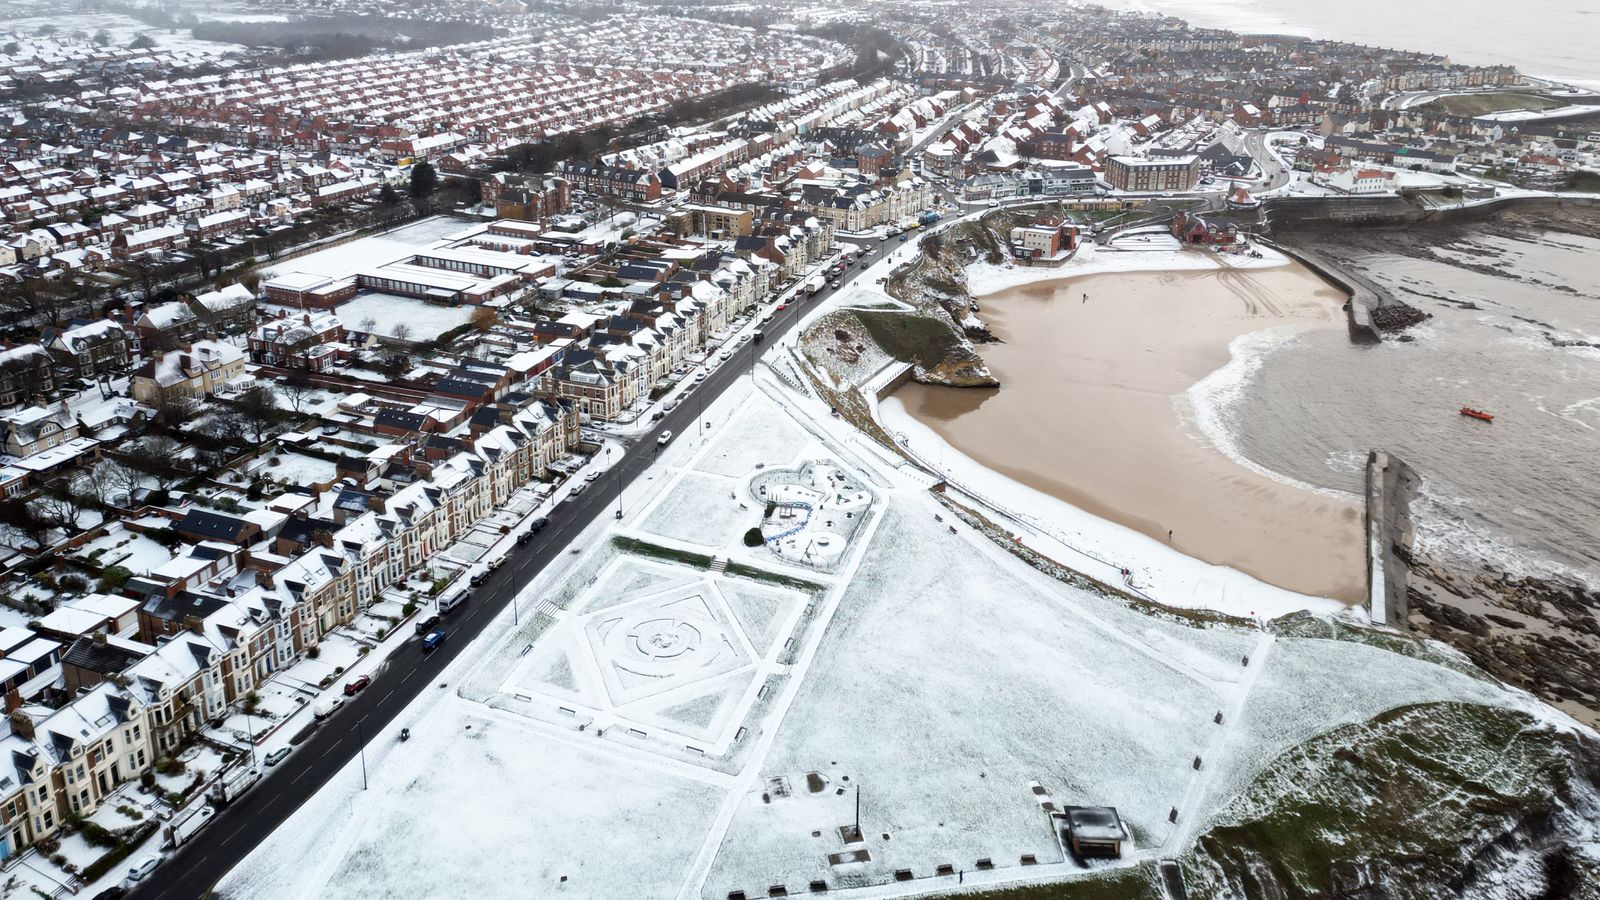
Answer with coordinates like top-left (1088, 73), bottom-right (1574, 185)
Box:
top-left (415, 613), bottom-right (441, 635)
top-left (516, 529), bottom-right (535, 545)
top-left (584, 470), bottom-right (601, 482)
top-left (569, 482), bottom-right (586, 497)
top-left (127, 856), bottom-right (160, 883)
top-left (312, 697), bottom-right (344, 719)
top-left (422, 629), bottom-right (447, 652)
top-left (470, 569), bottom-right (489, 586)
top-left (657, 430), bottom-right (674, 446)
top-left (264, 747), bottom-right (291, 767)
top-left (650, 411), bottom-right (665, 422)
top-left (529, 516), bottom-right (549, 532)
top-left (343, 675), bottom-right (371, 696)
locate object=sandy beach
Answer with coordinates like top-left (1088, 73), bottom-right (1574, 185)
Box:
top-left (899, 254), bottom-right (1367, 603)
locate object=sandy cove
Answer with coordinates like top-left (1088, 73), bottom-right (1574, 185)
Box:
top-left (896, 241), bottom-right (1367, 604)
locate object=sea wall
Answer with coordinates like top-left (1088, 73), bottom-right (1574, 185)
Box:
top-left (1261, 193), bottom-right (1600, 231)
top-left (1255, 238), bottom-right (1392, 343)
top-left (1365, 450), bottom-right (1420, 627)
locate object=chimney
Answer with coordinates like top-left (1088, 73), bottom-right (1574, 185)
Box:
top-left (91, 631), bottom-right (108, 646)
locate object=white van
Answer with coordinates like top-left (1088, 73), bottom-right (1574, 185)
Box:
top-left (438, 585), bottom-right (469, 614)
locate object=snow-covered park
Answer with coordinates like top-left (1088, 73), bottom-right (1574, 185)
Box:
top-left (216, 362), bottom-right (1553, 900)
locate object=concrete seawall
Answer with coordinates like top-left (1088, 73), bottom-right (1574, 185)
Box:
top-left (1260, 193), bottom-right (1600, 231)
top-left (1256, 238), bottom-right (1388, 344)
top-left (1365, 450), bottom-right (1420, 627)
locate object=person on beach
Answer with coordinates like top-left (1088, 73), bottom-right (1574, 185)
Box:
top-left (1167, 529), bottom-right (1173, 541)
top-left (1082, 292), bottom-right (1087, 303)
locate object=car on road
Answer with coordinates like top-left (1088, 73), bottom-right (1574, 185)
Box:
top-left (264, 747), bottom-right (291, 767)
top-left (415, 613), bottom-right (441, 635)
top-left (529, 516), bottom-right (549, 532)
top-left (469, 569), bottom-right (489, 586)
top-left (694, 371), bottom-right (707, 383)
top-left (650, 410), bottom-right (665, 422)
top-left (313, 697), bottom-right (344, 719)
top-left (830, 281), bottom-right (840, 289)
top-left (584, 470), bottom-right (601, 482)
top-left (422, 629), bottom-right (447, 652)
top-left (343, 675), bottom-right (371, 696)
top-left (127, 856), bottom-right (160, 883)
top-left (898, 234), bottom-right (909, 242)
top-left (516, 529), bottom-right (536, 545)
top-left (657, 430), bottom-right (673, 446)
top-left (777, 303), bottom-right (788, 310)
top-left (568, 482), bottom-right (587, 499)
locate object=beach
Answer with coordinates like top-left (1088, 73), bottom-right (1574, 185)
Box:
top-left (898, 254), bottom-right (1367, 603)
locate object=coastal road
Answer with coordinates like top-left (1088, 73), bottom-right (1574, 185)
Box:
top-left (1240, 129), bottom-right (1296, 192)
top-left (129, 234), bottom-right (903, 900)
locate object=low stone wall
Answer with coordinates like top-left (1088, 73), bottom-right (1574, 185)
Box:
top-left (1365, 450), bottom-right (1420, 627)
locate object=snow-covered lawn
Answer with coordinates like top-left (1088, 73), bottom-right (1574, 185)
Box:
top-left (637, 472), bottom-right (752, 550)
top-left (72, 526), bottom-right (173, 575)
top-left (690, 395), bottom-right (811, 478)
top-left (330, 293), bottom-right (475, 341)
top-left (281, 634), bottom-right (365, 690)
top-left (222, 708), bottom-right (724, 900)
top-left (258, 452), bottom-right (339, 487)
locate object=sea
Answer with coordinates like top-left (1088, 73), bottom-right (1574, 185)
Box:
top-left (1097, 0), bottom-right (1600, 91)
top-left (1190, 227), bottom-right (1600, 588)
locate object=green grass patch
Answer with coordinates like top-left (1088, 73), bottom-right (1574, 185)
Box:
top-left (852, 309), bottom-right (965, 369)
top-left (1421, 91), bottom-right (1561, 117)
top-left (611, 536), bottom-right (713, 569)
top-left (930, 863), bottom-right (1162, 899)
top-left (722, 562), bottom-right (825, 594)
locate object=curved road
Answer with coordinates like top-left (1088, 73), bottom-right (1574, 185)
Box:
top-left (131, 237), bottom-right (905, 900)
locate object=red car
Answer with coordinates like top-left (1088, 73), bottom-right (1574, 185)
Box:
top-left (343, 675), bottom-right (371, 696)
top-left (777, 304), bottom-right (788, 310)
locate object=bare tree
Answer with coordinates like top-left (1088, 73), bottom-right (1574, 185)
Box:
top-left (71, 460), bottom-right (117, 508)
top-left (232, 383), bottom-right (281, 443)
top-left (100, 460), bottom-right (146, 506)
top-left (122, 435), bottom-right (185, 490)
top-left (390, 323), bottom-right (413, 343)
top-left (279, 375), bottom-right (317, 415)
top-left (30, 484), bottom-right (86, 534)
top-left (469, 306), bottom-right (498, 332)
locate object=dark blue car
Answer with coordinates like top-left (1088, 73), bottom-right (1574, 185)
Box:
top-left (422, 629), bottom-right (446, 652)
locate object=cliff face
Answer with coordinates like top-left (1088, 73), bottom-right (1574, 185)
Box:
top-left (1185, 702), bottom-right (1600, 900)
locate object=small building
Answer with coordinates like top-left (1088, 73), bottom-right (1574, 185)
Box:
top-left (1170, 210), bottom-right (1238, 245)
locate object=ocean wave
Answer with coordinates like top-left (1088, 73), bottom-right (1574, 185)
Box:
top-left (1182, 325), bottom-right (1359, 501)
top-left (1411, 479), bottom-right (1598, 590)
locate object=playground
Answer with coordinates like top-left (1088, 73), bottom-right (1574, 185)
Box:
top-left (748, 461), bottom-right (876, 571)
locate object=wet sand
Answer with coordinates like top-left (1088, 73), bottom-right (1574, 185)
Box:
top-left (900, 258), bottom-right (1367, 603)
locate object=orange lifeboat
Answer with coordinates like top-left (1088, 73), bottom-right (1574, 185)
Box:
top-left (1459, 407), bottom-right (1494, 422)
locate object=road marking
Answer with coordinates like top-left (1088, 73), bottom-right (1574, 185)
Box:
top-left (319, 740), bottom-right (341, 759)
top-left (290, 767), bottom-right (309, 785)
top-left (222, 823), bottom-right (247, 846)
top-left (378, 688), bottom-right (394, 705)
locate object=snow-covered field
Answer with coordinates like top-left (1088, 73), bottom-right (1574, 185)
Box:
top-left (638, 471), bottom-right (752, 549)
top-left (329, 293), bottom-right (475, 341)
top-left (217, 365), bottom-right (1558, 900)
